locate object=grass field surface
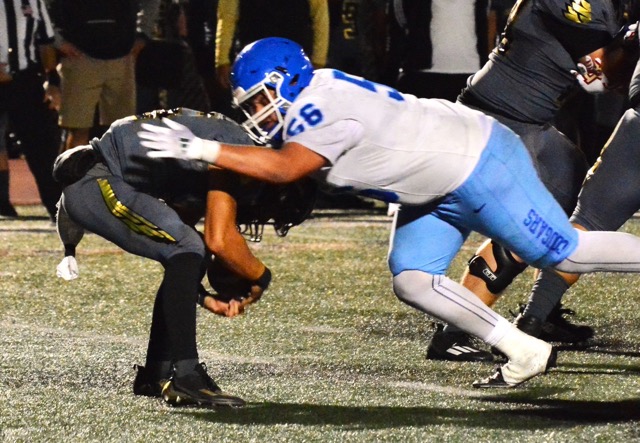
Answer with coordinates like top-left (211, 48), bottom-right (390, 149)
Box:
top-left (1, 206), bottom-right (640, 442)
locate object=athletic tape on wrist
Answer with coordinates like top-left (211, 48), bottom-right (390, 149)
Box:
top-left (255, 267), bottom-right (272, 290)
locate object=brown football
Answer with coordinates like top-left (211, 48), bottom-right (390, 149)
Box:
top-left (596, 41), bottom-right (640, 92)
top-left (206, 257), bottom-right (253, 301)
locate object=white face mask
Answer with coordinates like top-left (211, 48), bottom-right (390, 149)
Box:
top-left (233, 74), bottom-right (290, 146)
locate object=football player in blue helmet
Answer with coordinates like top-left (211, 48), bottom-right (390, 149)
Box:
top-left (230, 37), bottom-right (314, 146)
top-left (139, 38), bottom-right (640, 390)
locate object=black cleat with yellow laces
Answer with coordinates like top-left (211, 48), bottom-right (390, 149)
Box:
top-left (161, 362), bottom-right (246, 408)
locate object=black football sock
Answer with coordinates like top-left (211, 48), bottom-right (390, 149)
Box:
top-left (173, 358), bottom-right (200, 378)
top-left (146, 282), bottom-right (172, 363)
top-left (0, 170), bottom-right (10, 202)
top-left (144, 360), bottom-right (172, 381)
top-left (161, 253), bottom-right (202, 362)
top-left (523, 270), bottom-right (570, 321)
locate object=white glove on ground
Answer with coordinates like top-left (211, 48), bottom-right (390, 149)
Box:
top-left (56, 256), bottom-right (79, 281)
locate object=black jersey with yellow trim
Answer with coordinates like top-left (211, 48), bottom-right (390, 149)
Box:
top-left (92, 108), bottom-right (254, 206)
top-left (460, 0), bottom-right (621, 124)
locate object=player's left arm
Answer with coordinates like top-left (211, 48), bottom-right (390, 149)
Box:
top-left (215, 142), bottom-right (327, 184)
top-left (55, 200), bottom-right (83, 281)
top-left (139, 118), bottom-right (329, 181)
top-left (204, 170), bottom-right (267, 277)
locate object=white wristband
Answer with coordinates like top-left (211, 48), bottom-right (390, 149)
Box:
top-left (199, 139), bottom-right (221, 164)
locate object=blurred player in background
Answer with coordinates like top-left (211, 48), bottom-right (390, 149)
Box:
top-left (514, 22), bottom-right (640, 340)
top-left (423, 0), bottom-right (640, 362)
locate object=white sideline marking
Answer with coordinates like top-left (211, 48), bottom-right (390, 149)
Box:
top-left (0, 319), bottom-right (309, 366)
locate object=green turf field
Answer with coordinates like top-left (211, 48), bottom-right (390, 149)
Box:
top-left (1, 206), bottom-right (639, 442)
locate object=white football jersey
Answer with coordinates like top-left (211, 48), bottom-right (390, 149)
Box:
top-left (284, 69), bottom-right (494, 205)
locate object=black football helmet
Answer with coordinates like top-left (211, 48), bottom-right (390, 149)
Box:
top-left (235, 177), bottom-right (318, 242)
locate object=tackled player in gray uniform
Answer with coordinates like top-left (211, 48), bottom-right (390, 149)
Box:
top-left (139, 37), bottom-right (640, 389)
top-left (52, 108), bottom-right (315, 408)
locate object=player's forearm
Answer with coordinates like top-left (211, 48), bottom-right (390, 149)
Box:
top-left (214, 144), bottom-right (308, 184)
top-left (206, 229), bottom-right (266, 281)
top-left (139, 120), bottom-right (325, 181)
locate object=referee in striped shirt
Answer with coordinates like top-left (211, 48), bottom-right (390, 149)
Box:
top-left (0, 0), bottom-right (62, 220)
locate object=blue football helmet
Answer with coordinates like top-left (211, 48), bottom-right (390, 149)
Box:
top-left (230, 37), bottom-right (314, 145)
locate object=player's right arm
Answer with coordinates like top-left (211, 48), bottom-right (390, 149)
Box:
top-left (204, 169), bottom-right (267, 277)
top-left (140, 117), bottom-right (328, 183)
top-left (202, 169), bottom-right (273, 312)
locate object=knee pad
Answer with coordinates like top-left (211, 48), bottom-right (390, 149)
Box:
top-left (392, 270), bottom-right (437, 307)
top-left (467, 242), bottom-right (528, 294)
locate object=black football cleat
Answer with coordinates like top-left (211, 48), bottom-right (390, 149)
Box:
top-left (132, 364), bottom-right (165, 398)
top-left (514, 313), bottom-right (543, 337)
top-left (541, 304), bottom-right (594, 343)
top-left (512, 303), bottom-right (594, 343)
top-left (426, 324), bottom-right (495, 363)
top-left (161, 362), bottom-right (246, 408)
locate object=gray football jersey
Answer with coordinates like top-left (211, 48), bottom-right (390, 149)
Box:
top-left (461, 0), bottom-right (619, 123)
top-left (92, 108), bottom-right (253, 202)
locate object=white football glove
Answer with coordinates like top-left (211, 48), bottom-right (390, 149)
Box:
top-left (138, 118), bottom-right (221, 163)
top-left (56, 256), bottom-right (79, 281)
top-left (571, 56), bottom-right (609, 94)
top-left (624, 21), bottom-right (639, 46)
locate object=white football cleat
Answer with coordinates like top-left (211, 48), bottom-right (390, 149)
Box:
top-left (473, 327), bottom-right (557, 388)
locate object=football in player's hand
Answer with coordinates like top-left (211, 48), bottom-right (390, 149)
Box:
top-left (207, 257), bottom-right (253, 302)
top-left (596, 40), bottom-right (640, 92)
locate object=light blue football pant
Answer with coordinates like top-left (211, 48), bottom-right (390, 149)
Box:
top-left (389, 122), bottom-right (640, 342)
